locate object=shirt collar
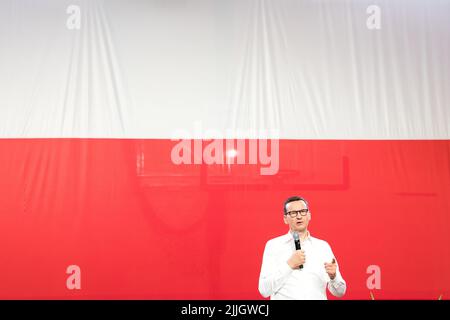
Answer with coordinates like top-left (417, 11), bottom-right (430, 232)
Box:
top-left (283, 230), bottom-right (312, 244)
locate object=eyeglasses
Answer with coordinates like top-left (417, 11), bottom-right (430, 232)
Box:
top-left (286, 209), bottom-right (309, 218)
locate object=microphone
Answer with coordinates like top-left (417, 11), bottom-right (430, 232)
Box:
top-left (293, 232), bottom-right (303, 269)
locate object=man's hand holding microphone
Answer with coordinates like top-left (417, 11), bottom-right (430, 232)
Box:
top-left (287, 249), bottom-right (306, 269)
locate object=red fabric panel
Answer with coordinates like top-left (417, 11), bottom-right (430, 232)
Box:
top-left (0, 139), bottom-right (448, 299)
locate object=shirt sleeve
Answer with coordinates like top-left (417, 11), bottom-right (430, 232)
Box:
top-left (258, 240), bottom-right (293, 298)
top-left (325, 244), bottom-right (347, 298)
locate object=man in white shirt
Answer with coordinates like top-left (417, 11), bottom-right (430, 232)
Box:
top-left (258, 196), bottom-right (347, 300)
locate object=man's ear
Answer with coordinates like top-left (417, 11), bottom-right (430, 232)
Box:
top-left (283, 215), bottom-right (288, 224)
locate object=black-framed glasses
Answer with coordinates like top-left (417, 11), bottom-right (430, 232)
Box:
top-left (286, 209), bottom-right (309, 218)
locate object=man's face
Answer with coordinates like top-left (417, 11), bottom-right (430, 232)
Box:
top-left (284, 200), bottom-right (311, 233)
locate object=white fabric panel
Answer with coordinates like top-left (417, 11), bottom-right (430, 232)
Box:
top-left (0, 0), bottom-right (449, 138)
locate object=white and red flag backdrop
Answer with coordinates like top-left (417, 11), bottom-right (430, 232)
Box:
top-left (0, 0), bottom-right (449, 299)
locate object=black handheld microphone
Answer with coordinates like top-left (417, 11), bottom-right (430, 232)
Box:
top-left (293, 232), bottom-right (303, 269)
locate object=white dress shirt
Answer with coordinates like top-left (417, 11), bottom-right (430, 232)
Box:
top-left (258, 231), bottom-right (346, 300)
